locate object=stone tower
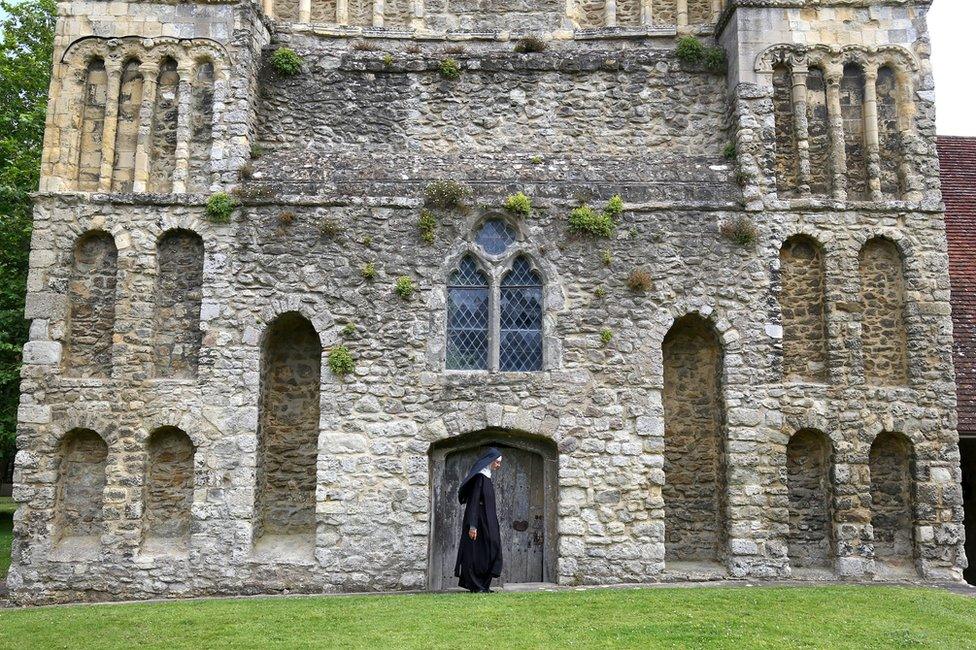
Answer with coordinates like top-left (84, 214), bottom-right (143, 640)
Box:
top-left (9, 0), bottom-right (966, 604)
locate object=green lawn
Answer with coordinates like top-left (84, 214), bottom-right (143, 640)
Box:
top-left (0, 586), bottom-right (973, 649)
top-left (0, 497), bottom-right (14, 580)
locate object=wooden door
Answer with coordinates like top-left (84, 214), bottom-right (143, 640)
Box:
top-left (432, 443), bottom-right (546, 589)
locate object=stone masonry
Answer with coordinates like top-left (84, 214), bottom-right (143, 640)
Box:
top-left (7, 0), bottom-right (969, 603)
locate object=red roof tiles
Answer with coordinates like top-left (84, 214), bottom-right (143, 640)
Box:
top-left (939, 136), bottom-right (976, 433)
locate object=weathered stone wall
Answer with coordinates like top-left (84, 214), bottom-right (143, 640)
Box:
top-left (111, 61), bottom-right (144, 193)
top-left (772, 66), bottom-right (798, 198)
top-left (54, 429), bottom-right (108, 541)
top-left (840, 64), bottom-right (868, 201)
top-left (778, 236), bottom-right (827, 383)
top-left (876, 65), bottom-right (903, 199)
top-left (148, 60), bottom-right (180, 194)
top-left (65, 231), bottom-right (118, 379)
top-left (143, 427), bottom-right (194, 544)
top-left (652, 0), bottom-right (676, 27)
top-left (153, 229), bottom-right (204, 379)
top-left (859, 237), bottom-right (908, 386)
top-left (869, 432), bottom-right (914, 566)
top-left (187, 63), bottom-right (215, 194)
top-left (662, 315), bottom-right (725, 563)
top-left (9, 0), bottom-right (968, 605)
top-left (786, 429), bottom-right (831, 568)
top-left (806, 67), bottom-right (831, 197)
top-left (77, 60), bottom-right (107, 192)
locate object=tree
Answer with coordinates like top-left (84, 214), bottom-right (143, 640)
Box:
top-left (0, 0), bottom-right (56, 481)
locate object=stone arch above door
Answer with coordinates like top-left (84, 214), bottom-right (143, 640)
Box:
top-left (428, 429), bottom-right (558, 591)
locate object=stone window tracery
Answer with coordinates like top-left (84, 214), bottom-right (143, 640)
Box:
top-left (445, 221), bottom-right (546, 372)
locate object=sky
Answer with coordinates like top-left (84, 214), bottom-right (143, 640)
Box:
top-left (929, 2), bottom-right (976, 136)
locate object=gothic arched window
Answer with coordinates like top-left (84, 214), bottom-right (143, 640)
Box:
top-left (500, 257), bottom-right (543, 372)
top-left (445, 222), bottom-right (545, 372)
top-left (447, 255), bottom-right (490, 370)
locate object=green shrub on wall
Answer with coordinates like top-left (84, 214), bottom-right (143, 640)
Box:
top-left (205, 192), bottom-right (236, 224)
top-left (504, 192), bottom-right (532, 217)
top-left (568, 195), bottom-right (623, 238)
top-left (395, 276), bottom-right (416, 300)
top-left (270, 47), bottom-right (303, 76)
top-left (424, 180), bottom-right (469, 209)
top-left (675, 36), bottom-right (726, 73)
top-left (440, 58), bottom-right (461, 80)
top-left (418, 210), bottom-right (437, 244)
top-left (328, 346), bottom-right (355, 376)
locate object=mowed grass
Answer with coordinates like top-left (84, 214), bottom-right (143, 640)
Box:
top-left (0, 497), bottom-right (14, 579)
top-left (0, 585), bottom-right (974, 649)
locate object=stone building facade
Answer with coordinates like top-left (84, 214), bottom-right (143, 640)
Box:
top-left (8, 0), bottom-right (969, 603)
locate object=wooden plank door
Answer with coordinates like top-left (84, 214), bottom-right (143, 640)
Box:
top-left (433, 443), bottom-right (546, 589)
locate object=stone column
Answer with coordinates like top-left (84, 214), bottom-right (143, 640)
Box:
top-left (896, 67), bottom-right (920, 201)
top-left (790, 65), bottom-right (813, 196)
top-left (564, 0), bottom-right (576, 29)
top-left (825, 65), bottom-right (847, 202)
top-left (300, 0), bottom-right (311, 23)
top-left (605, 0), bottom-right (616, 27)
top-left (373, 0), bottom-right (385, 27)
top-left (171, 67), bottom-right (193, 194)
top-left (263, 0), bottom-right (274, 18)
top-left (132, 63), bottom-right (160, 194)
top-left (711, 0), bottom-right (721, 22)
top-left (411, 0), bottom-right (424, 30)
top-left (641, 0), bottom-right (652, 25)
top-left (97, 61), bottom-right (123, 193)
top-left (862, 63), bottom-right (882, 201)
top-left (676, 0), bottom-right (688, 32)
top-left (337, 0), bottom-right (349, 25)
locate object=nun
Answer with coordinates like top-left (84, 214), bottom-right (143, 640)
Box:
top-left (454, 447), bottom-right (504, 593)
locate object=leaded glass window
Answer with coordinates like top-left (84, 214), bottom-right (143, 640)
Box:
top-left (475, 219), bottom-right (517, 256)
top-left (500, 257), bottom-right (543, 372)
top-left (446, 256), bottom-right (490, 370)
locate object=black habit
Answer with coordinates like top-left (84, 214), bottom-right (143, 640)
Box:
top-left (454, 449), bottom-right (503, 592)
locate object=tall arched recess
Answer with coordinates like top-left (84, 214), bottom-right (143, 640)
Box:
top-left (65, 230), bottom-right (118, 378)
top-left (428, 430), bottom-right (558, 591)
top-left (153, 229), bottom-right (204, 378)
top-left (859, 237), bottom-right (908, 386)
top-left (662, 314), bottom-right (727, 566)
top-left (253, 312), bottom-right (322, 558)
top-left (779, 236), bottom-right (828, 383)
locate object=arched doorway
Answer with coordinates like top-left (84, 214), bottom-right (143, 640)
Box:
top-left (429, 430), bottom-right (558, 591)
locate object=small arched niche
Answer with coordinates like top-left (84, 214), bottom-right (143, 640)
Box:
top-left (65, 230), bottom-right (118, 378)
top-left (54, 428), bottom-right (108, 555)
top-left (778, 235), bottom-right (828, 383)
top-left (428, 429), bottom-right (558, 590)
top-left (142, 426), bottom-right (195, 555)
top-left (858, 237), bottom-right (908, 386)
top-left (869, 431), bottom-right (917, 576)
top-left (153, 229), bottom-right (204, 378)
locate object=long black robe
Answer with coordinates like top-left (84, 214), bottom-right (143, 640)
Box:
top-left (454, 473), bottom-right (503, 592)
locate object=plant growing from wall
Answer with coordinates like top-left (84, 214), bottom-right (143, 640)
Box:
top-left (250, 143), bottom-right (265, 159)
top-left (723, 142), bottom-right (736, 161)
top-left (594, 286), bottom-right (607, 299)
top-left (424, 179), bottom-right (469, 209)
top-left (395, 275), bottom-right (416, 300)
top-left (720, 216), bottom-right (759, 247)
top-left (328, 345), bottom-right (355, 377)
top-left (363, 235), bottom-right (373, 247)
top-left (418, 210), bottom-right (437, 244)
top-left (600, 328), bottom-right (613, 346)
top-left (205, 192), bottom-right (236, 224)
top-left (504, 192), bottom-right (532, 218)
top-left (675, 36), bottom-right (726, 73)
top-left (278, 210), bottom-right (296, 225)
top-left (362, 261), bottom-right (377, 280)
top-left (270, 47), bottom-right (303, 76)
top-left (514, 36), bottom-right (548, 53)
top-left (440, 58), bottom-right (461, 80)
top-left (319, 217), bottom-right (343, 238)
top-left (382, 53), bottom-right (394, 67)
top-left (601, 249), bottom-right (613, 266)
top-left (341, 323), bottom-right (356, 337)
top-left (627, 268), bottom-right (653, 293)
top-left (568, 195), bottom-right (623, 238)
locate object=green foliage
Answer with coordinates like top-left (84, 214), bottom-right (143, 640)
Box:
top-left (341, 323), bottom-right (356, 338)
top-left (319, 218), bottom-right (343, 238)
top-left (675, 36), bottom-right (726, 73)
top-left (382, 53), bottom-right (394, 67)
top-left (394, 275), bottom-right (416, 300)
top-left (418, 210), bottom-right (437, 244)
top-left (530, 155), bottom-right (543, 165)
top-left (250, 143), bottom-right (265, 159)
top-left (205, 192), bottom-right (237, 223)
top-left (601, 249), bottom-right (613, 266)
top-left (723, 142), bottom-right (736, 161)
top-left (327, 345), bottom-right (355, 377)
top-left (600, 328), bottom-right (613, 346)
top-left (363, 235), bottom-right (373, 247)
top-left (504, 192), bottom-right (532, 217)
top-left (361, 261), bottom-right (377, 280)
top-left (440, 58), bottom-right (461, 80)
top-left (720, 216), bottom-right (759, 247)
top-left (594, 286), bottom-right (607, 299)
top-left (514, 36), bottom-right (548, 53)
top-left (270, 47), bottom-right (303, 76)
top-left (627, 268), bottom-right (653, 293)
top-left (424, 179), bottom-right (468, 209)
top-left (0, 0), bottom-right (56, 472)
top-left (568, 196), bottom-right (622, 238)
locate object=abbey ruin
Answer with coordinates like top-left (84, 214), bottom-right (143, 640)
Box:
top-left (7, 0), bottom-right (969, 603)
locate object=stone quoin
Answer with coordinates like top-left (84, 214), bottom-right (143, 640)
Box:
top-left (7, 0), bottom-right (968, 604)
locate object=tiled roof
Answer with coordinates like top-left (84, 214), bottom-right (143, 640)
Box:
top-left (939, 136), bottom-right (976, 433)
